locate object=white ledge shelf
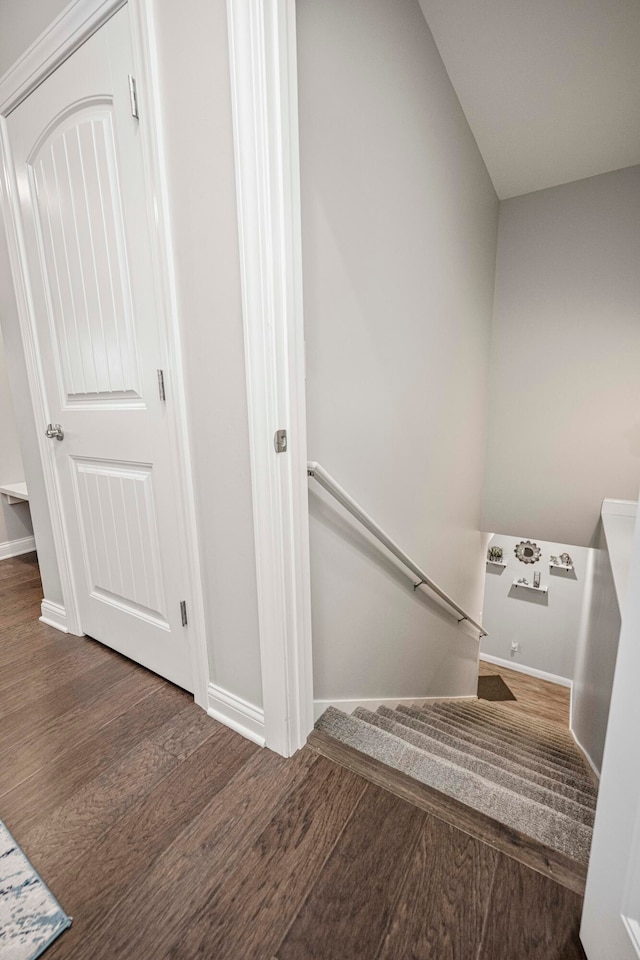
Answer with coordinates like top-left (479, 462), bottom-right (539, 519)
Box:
top-left (487, 559), bottom-right (507, 567)
top-left (512, 580), bottom-right (548, 594)
top-left (549, 561), bottom-right (573, 571)
top-left (0, 482), bottom-right (29, 505)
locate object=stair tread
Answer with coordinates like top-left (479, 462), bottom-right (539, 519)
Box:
top-left (315, 707), bottom-right (592, 863)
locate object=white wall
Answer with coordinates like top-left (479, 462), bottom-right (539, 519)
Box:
top-left (572, 501), bottom-right (634, 775)
top-left (580, 504), bottom-right (640, 957)
top-left (483, 165), bottom-right (640, 548)
top-left (0, 322), bottom-right (33, 548)
top-left (481, 534), bottom-right (589, 683)
top-left (297, 0), bottom-right (499, 702)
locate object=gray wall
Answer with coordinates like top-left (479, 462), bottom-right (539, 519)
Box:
top-left (0, 0), bottom-right (70, 75)
top-left (152, 0), bottom-right (262, 707)
top-left (297, 0), bottom-right (499, 702)
top-left (0, 323), bottom-right (33, 546)
top-left (481, 534), bottom-right (590, 683)
top-left (483, 165), bottom-right (640, 547)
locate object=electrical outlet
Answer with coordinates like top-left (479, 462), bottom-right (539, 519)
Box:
top-left (510, 641), bottom-right (519, 657)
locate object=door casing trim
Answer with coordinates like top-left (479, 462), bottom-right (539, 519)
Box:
top-left (226, 0), bottom-right (314, 755)
top-left (0, 0), bottom-right (210, 708)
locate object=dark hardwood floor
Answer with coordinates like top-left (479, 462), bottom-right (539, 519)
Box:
top-left (1, 553), bottom-right (586, 959)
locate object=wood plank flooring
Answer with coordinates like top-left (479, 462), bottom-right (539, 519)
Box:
top-left (0, 553), bottom-right (587, 959)
top-left (479, 658), bottom-right (571, 727)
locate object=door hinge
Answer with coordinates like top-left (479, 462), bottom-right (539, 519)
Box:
top-left (180, 600), bottom-right (188, 626)
top-left (157, 369), bottom-right (166, 401)
top-left (128, 74), bottom-right (139, 119)
top-left (274, 429), bottom-right (288, 453)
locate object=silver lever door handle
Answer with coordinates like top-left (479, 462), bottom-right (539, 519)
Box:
top-left (45, 423), bottom-right (64, 441)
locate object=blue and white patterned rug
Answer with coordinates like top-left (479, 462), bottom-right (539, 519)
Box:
top-left (0, 821), bottom-right (71, 960)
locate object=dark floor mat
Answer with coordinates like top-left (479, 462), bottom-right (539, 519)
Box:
top-left (478, 674), bottom-right (517, 702)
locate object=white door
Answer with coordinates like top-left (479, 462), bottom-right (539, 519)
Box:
top-left (580, 507), bottom-right (640, 958)
top-left (7, 6), bottom-right (193, 692)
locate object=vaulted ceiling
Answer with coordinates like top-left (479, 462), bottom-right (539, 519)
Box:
top-left (418, 0), bottom-right (640, 198)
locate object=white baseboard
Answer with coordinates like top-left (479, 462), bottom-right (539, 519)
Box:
top-left (570, 727), bottom-right (601, 780)
top-left (39, 599), bottom-right (69, 633)
top-left (0, 535), bottom-right (36, 561)
top-left (314, 694), bottom-right (477, 722)
top-left (207, 683), bottom-right (265, 747)
top-left (480, 653), bottom-right (572, 689)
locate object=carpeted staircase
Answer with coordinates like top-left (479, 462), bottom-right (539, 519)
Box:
top-left (315, 698), bottom-right (597, 863)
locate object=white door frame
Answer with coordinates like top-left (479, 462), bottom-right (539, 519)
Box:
top-left (226, 0), bottom-right (314, 756)
top-left (0, 0), bottom-right (210, 709)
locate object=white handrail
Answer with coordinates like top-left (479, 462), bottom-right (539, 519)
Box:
top-left (307, 461), bottom-right (487, 638)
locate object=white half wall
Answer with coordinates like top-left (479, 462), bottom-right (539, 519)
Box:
top-left (482, 165), bottom-right (640, 548)
top-left (481, 533), bottom-right (590, 683)
top-left (297, 0), bottom-right (498, 702)
top-left (571, 500), bottom-right (635, 775)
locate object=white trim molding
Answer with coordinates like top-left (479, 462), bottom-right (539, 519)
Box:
top-left (207, 683), bottom-right (265, 748)
top-left (40, 599), bottom-right (69, 633)
top-left (0, 0), bottom-right (126, 115)
top-left (227, 0), bottom-right (314, 757)
top-left (479, 653), bottom-right (573, 688)
top-left (570, 727), bottom-right (601, 780)
top-left (314, 695), bottom-right (478, 722)
top-left (0, 535), bottom-right (36, 560)
top-left (0, 0), bottom-right (210, 697)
